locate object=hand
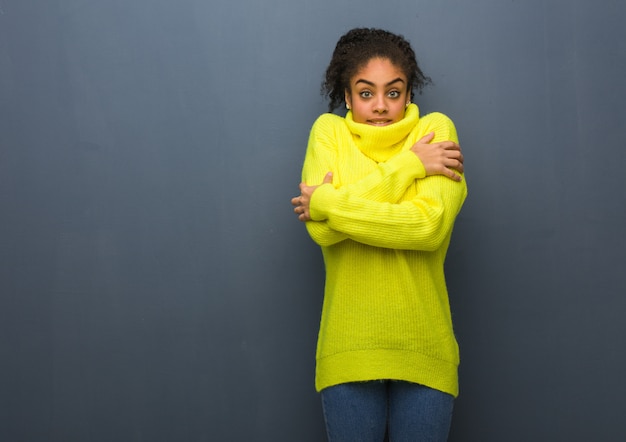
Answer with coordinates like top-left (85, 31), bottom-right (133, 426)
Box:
top-left (410, 132), bottom-right (464, 181)
top-left (291, 172), bottom-right (333, 222)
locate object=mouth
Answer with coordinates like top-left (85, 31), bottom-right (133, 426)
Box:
top-left (366, 119), bottom-right (393, 126)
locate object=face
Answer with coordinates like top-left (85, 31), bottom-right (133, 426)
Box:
top-left (345, 57), bottom-right (411, 126)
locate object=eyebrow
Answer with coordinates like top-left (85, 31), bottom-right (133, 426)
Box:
top-left (354, 77), bottom-right (406, 87)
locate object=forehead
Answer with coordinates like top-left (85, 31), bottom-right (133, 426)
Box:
top-left (351, 57), bottom-right (406, 84)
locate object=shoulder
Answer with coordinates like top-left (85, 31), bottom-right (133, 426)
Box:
top-left (311, 112), bottom-right (347, 131)
top-left (309, 113), bottom-right (349, 141)
top-left (417, 112), bottom-right (458, 142)
top-left (419, 111), bottom-right (456, 128)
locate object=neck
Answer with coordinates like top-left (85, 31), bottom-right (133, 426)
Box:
top-left (345, 104), bottom-right (419, 162)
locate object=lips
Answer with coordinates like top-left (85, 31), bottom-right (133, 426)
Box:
top-left (367, 119), bottom-right (393, 126)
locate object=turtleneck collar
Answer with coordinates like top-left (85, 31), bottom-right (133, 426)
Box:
top-left (344, 103), bottom-right (420, 162)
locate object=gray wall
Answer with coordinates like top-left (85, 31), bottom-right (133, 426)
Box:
top-left (1, 0), bottom-right (625, 441)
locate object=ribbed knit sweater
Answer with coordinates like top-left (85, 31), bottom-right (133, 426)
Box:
top-left (302, 104), bottom-right (467, 397)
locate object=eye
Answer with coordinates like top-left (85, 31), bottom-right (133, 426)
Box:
top-left (388, 90), bottom-right (401, 98)
top-left (359, 90), bottom-right (373, 99)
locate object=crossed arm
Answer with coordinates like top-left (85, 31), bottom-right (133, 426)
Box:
top-left (291, 131), bottom-right (464, 223)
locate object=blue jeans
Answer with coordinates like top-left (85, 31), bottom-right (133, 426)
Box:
top-left (321, 381), bottom-right (454, 442)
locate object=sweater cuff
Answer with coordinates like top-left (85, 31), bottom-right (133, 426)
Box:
top-left (309, 183), bottom-right (337, 221)
top-left (387, 150), bottom-right (426, 180)
top-left (309, 150), bottom-right (424, 221)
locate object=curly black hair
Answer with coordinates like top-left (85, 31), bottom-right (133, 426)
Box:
top-left (321, 28), bottom-right (432, 112)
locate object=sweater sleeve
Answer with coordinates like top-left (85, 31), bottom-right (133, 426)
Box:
top-left (308, 113), bottom-right (467, 251)
top-left (310, 175), bottom-right (466, 251)
top-left (302, 115), bottom-right (426, 246)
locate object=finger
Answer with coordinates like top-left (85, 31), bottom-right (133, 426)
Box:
top-left (291, 196), bottom-right (301, 206)
top-left (437, 163), bottom-right (461, 182)
top-left (323, 172), bottom-right (333, 184)
top-left (416, 132), bottom-right (435, 144)
top-left (443, 148), bottom-right (463, 162)
top-left (442, 142), bottom-right (461, 151)
top-left (444, 158), bottom-right (464, 174)
top-left (448, 170), bottom-right (462, 182)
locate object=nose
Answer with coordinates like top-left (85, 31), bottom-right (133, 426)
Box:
top-left (373, 96), bottom-right (387, 113)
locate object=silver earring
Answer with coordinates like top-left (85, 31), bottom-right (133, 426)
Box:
top-left (346, 103), bottom-right (351, 110)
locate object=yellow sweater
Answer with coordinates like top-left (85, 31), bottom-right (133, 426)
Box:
top-left (302, 104), bottom-right (467, 397)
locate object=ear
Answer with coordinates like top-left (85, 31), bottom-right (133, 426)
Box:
top-left (344, 89), bottom-right (352, 109)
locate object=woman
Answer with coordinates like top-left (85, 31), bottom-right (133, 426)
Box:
top-left (291, 28), bottom-right (467, 441)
